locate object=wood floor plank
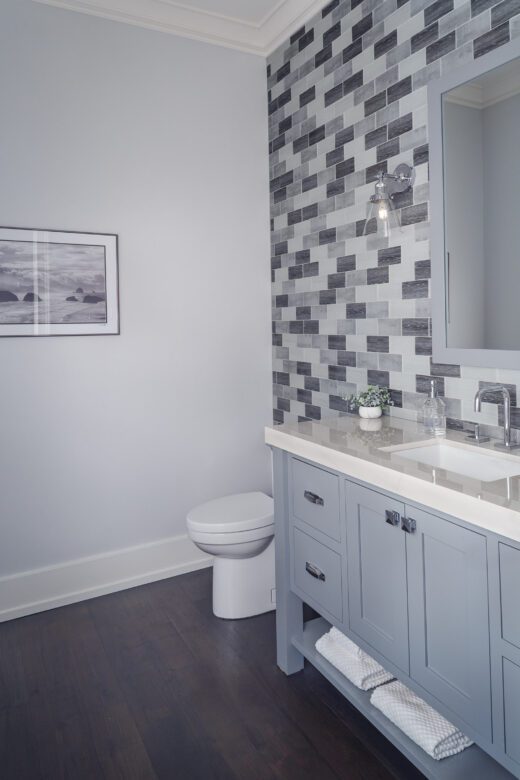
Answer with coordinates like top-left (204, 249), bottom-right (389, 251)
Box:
top-left (0, 569), bottom-right (423, 780)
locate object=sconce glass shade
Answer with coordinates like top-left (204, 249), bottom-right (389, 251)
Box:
top-left (363, 174), bottom-right (401, 238)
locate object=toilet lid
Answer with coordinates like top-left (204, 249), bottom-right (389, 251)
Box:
top-left (187, 492), bottom-right (274, 534)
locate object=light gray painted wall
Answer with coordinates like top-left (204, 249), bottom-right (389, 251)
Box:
top-left (444, 102), bottom-right (485, 349)
top-left (0, 0), bottom-right (272, 576)
top-left (483, 93), bottom-right (520, 350)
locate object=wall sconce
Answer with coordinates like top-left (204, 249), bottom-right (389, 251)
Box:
top-left (363, 163), bottom-right (415, 238)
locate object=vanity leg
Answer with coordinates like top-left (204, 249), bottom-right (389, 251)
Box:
top-left (272, 448), bottom-right (304, 675)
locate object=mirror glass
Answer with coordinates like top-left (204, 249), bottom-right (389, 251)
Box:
top-left (442, 57), bottom-right (520, 351)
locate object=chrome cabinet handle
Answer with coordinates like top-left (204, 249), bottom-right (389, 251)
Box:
top-left (385, 509), bottom-right (400, 526)
top-left (401, 516), bottom-right (417, 534)
top-left (304, 490), bottom-right (324, 506)
top-left (305, 562), bottom-right (326, 581)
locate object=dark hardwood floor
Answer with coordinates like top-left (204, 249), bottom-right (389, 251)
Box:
top-left (0, 568), bottom-right (424, 779)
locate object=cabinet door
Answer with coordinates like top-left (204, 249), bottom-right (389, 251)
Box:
top-left (346, 483), bottom-right (409, 673)
top-left (407, 506), bottom-right (492, 739)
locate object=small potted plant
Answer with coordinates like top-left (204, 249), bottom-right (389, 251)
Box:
top-left (349, 385), bottom-right (393, 419)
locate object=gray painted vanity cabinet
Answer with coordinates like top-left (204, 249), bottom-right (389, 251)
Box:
top-left (272, 447), bottom-right (519, 779)
top-left (346, 483), bottom-right (492, 740)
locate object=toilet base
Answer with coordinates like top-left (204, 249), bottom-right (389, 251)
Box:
top-left (212, 538), bottom-right (276, 619)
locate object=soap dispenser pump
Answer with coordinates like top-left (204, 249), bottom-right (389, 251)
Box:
top-left (422, 379), bottom-right (446, 436)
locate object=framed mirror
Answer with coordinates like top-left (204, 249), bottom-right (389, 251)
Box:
top-left (429, 38), bottom-right (520, 370)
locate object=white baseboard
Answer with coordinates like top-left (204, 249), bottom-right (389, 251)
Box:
top-left (0, 534), bottom-right (212, 622)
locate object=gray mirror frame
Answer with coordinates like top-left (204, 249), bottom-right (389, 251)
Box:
top-left (429, 36), bottom-right (520, 370)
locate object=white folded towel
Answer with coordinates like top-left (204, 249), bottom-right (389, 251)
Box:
top-left (370, 680), bottom-right (473, 760)
top-left (315, 627), bottom-right (394, 691)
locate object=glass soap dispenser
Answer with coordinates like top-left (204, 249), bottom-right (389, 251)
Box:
top-left (422, 378), bottom-right (446, 436)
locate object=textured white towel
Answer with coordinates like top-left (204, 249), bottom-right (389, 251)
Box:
top-left (315, 627), bottom-right (394, 691)
top-left (371, 680), bottom-right (473, 760)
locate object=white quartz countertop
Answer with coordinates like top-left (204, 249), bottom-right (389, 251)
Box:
top-left (265, 414), bottom-right (520, 544)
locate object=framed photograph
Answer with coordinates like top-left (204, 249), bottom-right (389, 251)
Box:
top-left (0, 227), bottom-right (119, 336)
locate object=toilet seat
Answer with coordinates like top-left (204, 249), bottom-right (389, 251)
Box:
top-left (187, 492), bottom-right (274, 535)
top-left (188, 523), bottom-right (274, 546)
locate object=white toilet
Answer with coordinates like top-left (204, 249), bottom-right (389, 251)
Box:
top-left (186, 492), bottom-right (276, 619)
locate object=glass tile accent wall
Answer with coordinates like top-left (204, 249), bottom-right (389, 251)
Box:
top-left (267, 0), bottom-right (520, 437)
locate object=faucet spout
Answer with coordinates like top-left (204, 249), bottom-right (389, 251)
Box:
top-left (473, 385), bottom-right (518, 450)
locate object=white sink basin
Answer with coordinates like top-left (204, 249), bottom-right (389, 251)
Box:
top-left (383, 440), bottom-right (520, 482)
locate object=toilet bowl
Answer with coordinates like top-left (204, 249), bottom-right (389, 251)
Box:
top-left (187, 492), bottom-right (276, 619)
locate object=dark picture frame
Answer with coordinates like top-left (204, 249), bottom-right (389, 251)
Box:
top-left (0, 227), bottom-right (119, 336)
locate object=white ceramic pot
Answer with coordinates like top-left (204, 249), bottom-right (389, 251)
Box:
top-left (358, 405), bottom-right (382, 419)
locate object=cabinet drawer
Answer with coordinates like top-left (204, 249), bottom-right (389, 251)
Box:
top-left (499, 543), bottom-right (520, 650)
top-left (292, 527), bottom-right (343, 621)
top-left (291, 458), bottom-right (340, 541)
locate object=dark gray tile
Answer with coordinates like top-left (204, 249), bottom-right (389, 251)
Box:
top-left (329, 364), bottom-right (347, 380)
top-left (344, 71), bottom-right (364, 95)
top-left (491, 0), bottom-right (520, 26)
top-left (366, 126), bottom-right (388, 149)
top-left (413, 144), bottom-right (429, 165)
top-left (328, 272), bottom-right (346, 289)
top-left (324, 21), bottom-right (342, 45)
top-left (346, 303), bottom-right (367, 318)
top-left (353, 12), bottom-right (373, 39)
top-left (302, 174), bottom-right (318, 192)
top-left (367, 369), bottom-right (390, 386)
top-left (388, 113), bottom-right (413, 139)
top-left (320, 289), bottom-right (337, 305)
top-left (415, 337), bottom-right (433, 355)
top-left (374, 30), bottom-right (398, 58)
top-left (338, 350), bottom-right (357, 366)
top-left (417, 374), bottom-right (445, 395)
top-left (342, 37), bottom-right (363, 63)
top-left (325, 83), bottom-right (344, 106)
top-left (367, 335), bottom-right (390, 352)
top-left (401, 202), bottom-right (429, 225)
top-left (471, 0), bottom-right (497, 16)
top-left (425, 0), bottom-right (454, 25)
top-left (296, 361), bottom-right (312, 375)
top-left (478, 381), bottom-right (517, 406)
top-left (402, 280), bottom-right (429, 298)
top-left (387, 76), bottom-right (412, 103)
top-left (403, 318), bottom-right (429, 335)
top-left (365, 90), bottom-right (387, 116)
top-left (337, 254), bottom-right (356, 271)
top-left (378, 245), bottom-right (401, 265)
top-left (329, 334), bottom-right (347, 350)
top-left (319, 228), bottom-right (337, 245)
top-left (474, 22), bottom-right (510, 55)
top-left (426, 31), bottom-right (456, 62)
top-left (415, 259), bottom-right (431, 279)
top-left (377, 137), bottom-right (400, 161)
top-left (430, 360), bottom-right (461, 377)
top-left (411, 22), bottom-right (439, 53)
top-left (326, 146), bottom-right (344, 167)
top-left (336, 125), bottom-right (355, 146)
top-left (367, 266), bottom-right (389, 284)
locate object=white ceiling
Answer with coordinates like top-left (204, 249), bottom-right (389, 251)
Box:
top-left (32, 0), bottom-right (328, 55)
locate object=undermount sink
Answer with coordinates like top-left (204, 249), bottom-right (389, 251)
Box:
top-left (382, 440), bottom-right (520, 482)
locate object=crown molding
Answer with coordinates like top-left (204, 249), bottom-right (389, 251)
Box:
top-left (32, 0), bottom-right (327, 55)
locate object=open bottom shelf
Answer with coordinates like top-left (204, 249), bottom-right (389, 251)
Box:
top-left (292, 617), bottom-right (514, 780)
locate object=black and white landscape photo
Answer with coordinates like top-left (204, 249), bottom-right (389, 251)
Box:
top-left (0, 228), bottom-right (119, 336)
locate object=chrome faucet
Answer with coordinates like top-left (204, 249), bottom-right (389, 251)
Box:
top-left (474, 385), bottom-right (520, 450)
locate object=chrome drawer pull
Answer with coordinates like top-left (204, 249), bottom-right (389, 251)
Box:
top-left (304, 490), bottom-right (324, 506)
top-left (385, 510), bottom-right (400, 526)
top-left (305, 562), bottom-right (326, 581)
top-left (401, 516), bottom-right (417, 534)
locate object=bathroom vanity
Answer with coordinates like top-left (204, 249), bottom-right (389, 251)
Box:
top-left (266, 415), bottom-right (520, 779)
